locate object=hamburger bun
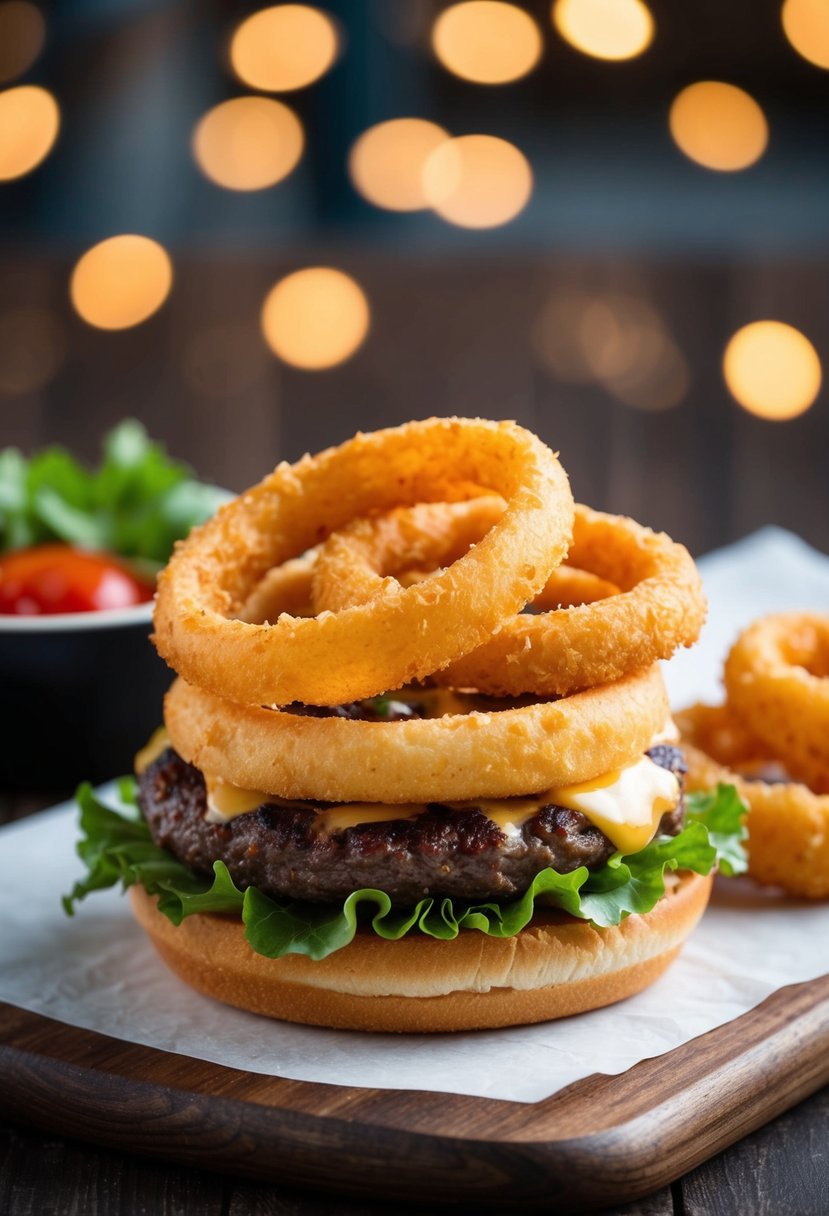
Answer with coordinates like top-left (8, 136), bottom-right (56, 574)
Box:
top-left (130, 869), bottom-right (712, 1033)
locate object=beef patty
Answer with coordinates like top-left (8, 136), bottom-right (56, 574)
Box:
top-left (137, 744), bottom-right (686, 905)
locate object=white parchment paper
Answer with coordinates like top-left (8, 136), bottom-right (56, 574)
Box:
top-left (1, 527), bottom-right (828, 1103)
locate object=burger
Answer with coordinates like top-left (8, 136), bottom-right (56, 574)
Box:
top-left (65, 419), bottom-right (746, 1033)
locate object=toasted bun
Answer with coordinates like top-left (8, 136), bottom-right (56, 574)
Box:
top-left (130, 871), bottom-right (712, 1033)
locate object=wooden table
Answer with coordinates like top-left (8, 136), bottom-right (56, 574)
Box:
top-left (2, 793), bottom-right (827, 1215)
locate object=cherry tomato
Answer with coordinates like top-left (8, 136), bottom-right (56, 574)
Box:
top-left (0, 545), bottom-right (155, 615)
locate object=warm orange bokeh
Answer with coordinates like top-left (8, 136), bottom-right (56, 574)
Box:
top-left (261, 268), bottom-right (370, 370)
top-left (723, 321), bottom-right (822, 420)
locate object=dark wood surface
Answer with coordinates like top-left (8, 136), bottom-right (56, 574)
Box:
top-left (2, 792), bottom-right (828, 1215)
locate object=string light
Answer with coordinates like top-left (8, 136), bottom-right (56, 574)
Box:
top-left (230, 5), bottom-right (339, 92)
top-left (533, 289), bottom-right (688, 410)
top-left (782, 0), bottom-right (829, 71)
top-left (261, 268), bottom-right (370, 370)
top-left (723, 321), bottom-right (821, 420)
top-left (581, 295), bottom-right (689, 410)
top-left (432, 2), bottom-right (543, 85)
top-left (70, 236), bottom-right (173, 331)
top-left (552, 0), bottom-right (653, 62)
top-left (192, 96), bottom-right (303, 191)
top-left (422, 134), bottom-right (533, 228)
top-left (0, 2), bottom-right (45, 84)
top-left (0, 84), bottom-right (59, 180)
top-left (349, 118), bottom-right (449, 211)
top-left (669, 82), bottom-right (768, 172)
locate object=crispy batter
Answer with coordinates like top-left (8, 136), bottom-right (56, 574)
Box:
top-left (153, 418), bottom-right (574, 707)
top-left (165, 665), bottom-right (670, 803)
top-left (724, 613), bottom-right (829, 794)
top-left (678, 701), bottom-right (829, 899)
top-left (313, 499), bottom-right (706, 697)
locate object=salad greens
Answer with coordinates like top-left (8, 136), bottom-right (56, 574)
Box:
top-left (0, 420), bottom-right (229, 563)
top-left (63, 778), bottom-right (748, 962)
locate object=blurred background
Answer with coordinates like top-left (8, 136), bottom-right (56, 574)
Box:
top-left (2, 0), bottom-right (828, 556)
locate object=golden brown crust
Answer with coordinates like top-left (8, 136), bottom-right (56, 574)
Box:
top-left (314, 499), bottom-right (706, 698)
top-left (723, 613), bottom-right (829, 793)
top-left (678, 703), bottom-right (829, 899)
top-left (164, 664), bottom-right (670, 803)
top-left (153, 418), bottom-right (574, 707)
top-left (130, 871), bottom-right (712, 1033)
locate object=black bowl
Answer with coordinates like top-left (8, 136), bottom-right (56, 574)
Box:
top-left (0, 602), bottom-right (172, 794)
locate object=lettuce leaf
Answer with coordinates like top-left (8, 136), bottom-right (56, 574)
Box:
top-left (0, 420), bottom-right (229, 561)
top-left (63, 780), bottom-right (748, 962)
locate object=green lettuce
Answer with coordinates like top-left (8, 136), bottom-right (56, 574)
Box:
top-left (63, 779), bottom-right (747, 962)
top-left (0, 419), bottom-right (229, 562)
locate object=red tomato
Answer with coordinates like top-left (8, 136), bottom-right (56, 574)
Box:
top-left (0, 545), bottom-right (155, 615)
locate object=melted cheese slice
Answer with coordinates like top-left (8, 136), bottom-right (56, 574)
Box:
top-left (551, 757), bottom-right (679, 854)
top-left (134, 726), bottom-right (170, 774)
top-left (200, 755), bottom-right (679, 854)
top-left (318, 803), bottom-right (428, 832)
top-left (205, 777), bottom-right (268, 823)
top-left (445, 796), bottom-right (550, 837)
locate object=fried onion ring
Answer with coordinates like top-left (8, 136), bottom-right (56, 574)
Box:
top-left (677, 702), bottom-right (829, 899)
top-left (724, 613), bottom-right (829, 794)
top-left (153, 419), bottom-right (574, 707)
top-left (237, 555), bottom-right (317, 622)
top-left (164, 664), bottom-right (669, 804)
top-left (313, 499), bottom-right (705, 696)
top-left (238, 529), bottom-right (617, 629)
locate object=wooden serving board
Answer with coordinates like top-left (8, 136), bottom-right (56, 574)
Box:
top-left (1, 976), bottom-right (828, 1212)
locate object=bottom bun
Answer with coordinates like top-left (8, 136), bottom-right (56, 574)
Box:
top-left (130, 871), bottom-right (712, 1033)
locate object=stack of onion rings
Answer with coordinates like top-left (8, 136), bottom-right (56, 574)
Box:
top-left (678, 612), bottom-right (829, 898)
top-left (154, 418), bottom-right (574, 707)
top-left (312, 498), bottom-right (705, 697)
top-left (154, 417), bottom-right (701, 805)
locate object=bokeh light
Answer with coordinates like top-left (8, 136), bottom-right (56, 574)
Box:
top-left (534, 289), bottom-right (689, 410)
top-left (552, 0), bottom-right (653, 62)
top-left (70, 236), bottom-right (173, 331)
top-left (669, 82), bottom-right (768, 172)
top-left (581, 294), bottom-right (689, 410)
top-left (422, 134), bottom-right (533, 229)
top-left (723, 321), bottom-right (821, 420)
top-left (349, 118), bottom-right (449, 211)
top-left (0, 2), bottom-right (45, 84)
top-left (0, 84), bottom-right (59, 180)
top-left (261, 267), bottom-right (370, 370)
top-left (230, 5), bottom-right (339, 92)
top-left (782, 0), bottom-right (829, 71)
top-left (532, 289), bottom-right (599, 384)
top-left (432, 2), bottom-right (543, 85)
top-left (192, 96), bottom-right (303, 191)
top-left (0, 307), bottom-right (65, 395)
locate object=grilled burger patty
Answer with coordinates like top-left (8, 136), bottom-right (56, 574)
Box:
top-left (138, 744), bottom-right (686, 905)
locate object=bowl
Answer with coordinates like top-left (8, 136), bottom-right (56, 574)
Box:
top-left (0, 601), bottom-right (172, 794)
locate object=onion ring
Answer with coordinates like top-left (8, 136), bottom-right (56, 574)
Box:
top-left (237, 555), bottom-right (317, 622)
top-left (724, 614), bottom-right (829, 794)
top-left (164, 664), bottom-right (669, 804)
top-left (153, 419), bottom-right (574, 707)
top-left (238, 533), bottom-right (616, 629)
top-left (677, 702), bottom-right (829, 899)
top-left (313, 499), bottom-right (705, 696)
